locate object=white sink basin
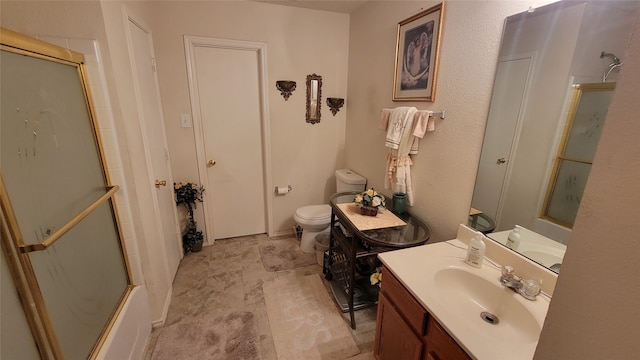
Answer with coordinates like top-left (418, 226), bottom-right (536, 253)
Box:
top-left (379, 240), bottom-right (552, 360)
top-left (433, 266), bottom-right (542, 344)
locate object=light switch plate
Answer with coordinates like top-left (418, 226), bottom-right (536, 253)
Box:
top-left (180, 114), bottom-right (192, 128)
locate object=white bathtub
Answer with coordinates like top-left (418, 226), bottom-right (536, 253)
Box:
top-left (95, 286), bottom-right (151, 360)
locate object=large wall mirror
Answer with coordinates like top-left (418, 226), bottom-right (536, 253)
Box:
top-left (470, 0), bottom-right (638, 273)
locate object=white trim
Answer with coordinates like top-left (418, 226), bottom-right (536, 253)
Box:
top-left (151, 286), bottom-right (172, 328)
top-left (183, 35), bottom-right (273, 242)
top-left (122, 6), bottom-right (176, 324)
top-left (271, 229), bottom-right (296, 238)
top-left (124, 10), bottom-right (181, 269)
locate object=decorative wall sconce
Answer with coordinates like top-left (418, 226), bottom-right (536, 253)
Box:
top-left (326, 97), bottom-right (344, 116)
top-left (276, 80), bottom-right (296, 100)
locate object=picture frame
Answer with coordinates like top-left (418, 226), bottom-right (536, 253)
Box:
top-left (393, 3), bottom-right (445, 102)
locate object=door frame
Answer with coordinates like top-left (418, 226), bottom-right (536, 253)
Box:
top-left (183, 36), bottom-right (273, 243)
top-left (126, 13), bottom-right (182, 265)
top-left (123, 8), bottom-right (180, 324)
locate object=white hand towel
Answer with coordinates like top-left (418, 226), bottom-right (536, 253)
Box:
top-left (384, 107), bottom-right (418, 149)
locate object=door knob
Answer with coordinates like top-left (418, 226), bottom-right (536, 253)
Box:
top-left (208, 160), bottom-right (216, 167)
top-left (155, 180), bottom-right (167, 188)
top-left (497, 157), bottom-right (507, 164)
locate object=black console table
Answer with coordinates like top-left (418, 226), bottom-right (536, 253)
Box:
top-left (325, 191), bottom-right (432, 329)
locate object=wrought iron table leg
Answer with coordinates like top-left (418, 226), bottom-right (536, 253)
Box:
top-left (348, 246), bottom-right (357, 329)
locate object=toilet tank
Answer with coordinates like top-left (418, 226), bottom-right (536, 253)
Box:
top-left (335, 169), bottom-right (367, 192)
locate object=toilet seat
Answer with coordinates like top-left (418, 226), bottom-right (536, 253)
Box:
top-left (294, 204), bottom-right (332, 254)
top-left (294, 204), bottom-right (331, 224)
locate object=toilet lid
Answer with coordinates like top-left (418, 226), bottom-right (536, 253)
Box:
top-left (295, 204), bottom-right (331, 221)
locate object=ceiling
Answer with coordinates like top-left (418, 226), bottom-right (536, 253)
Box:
top-left (251, 0), bottom-right (369, 14)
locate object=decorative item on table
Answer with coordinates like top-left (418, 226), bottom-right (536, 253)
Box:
top-left (354, 188), bottom-right (386, 216)
top-left (174, 182), bottom-right (206, 253)
top-left (392, 192), bottom-right (407, 214)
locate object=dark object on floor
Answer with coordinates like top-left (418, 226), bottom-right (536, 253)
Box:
top-left (294, 225), bottom-right (303, 240)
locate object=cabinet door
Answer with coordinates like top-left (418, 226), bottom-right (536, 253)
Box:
top-left (424, 319), bottom-right (471, 360)
top-left (374, 292), bottom-right (423, 360)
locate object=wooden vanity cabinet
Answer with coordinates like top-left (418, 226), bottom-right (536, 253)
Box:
top-left (374, 267), bottom-right (471, 360)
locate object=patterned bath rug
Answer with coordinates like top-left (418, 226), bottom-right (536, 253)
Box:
top-left (259, 236), bottom-right (317, 271)
top-left (151, 311), bottom-right (261, 360)
top-left (262, 274), bottom-right (360, 359)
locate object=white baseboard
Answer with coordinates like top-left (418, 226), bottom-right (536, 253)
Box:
top-left (151, 285), bottom-right (173, 328)
top-left (271, 228), bottom-right (295, 238)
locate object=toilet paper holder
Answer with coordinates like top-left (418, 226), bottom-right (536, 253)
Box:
top-left (275, 185), bottom-right (293, 195)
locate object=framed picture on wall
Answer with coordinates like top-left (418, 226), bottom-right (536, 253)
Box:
top-left (393, 3), bottom-right (445, 102)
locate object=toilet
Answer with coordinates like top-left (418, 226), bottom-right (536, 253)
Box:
top-left (294, 169), bottom-right (367, 253)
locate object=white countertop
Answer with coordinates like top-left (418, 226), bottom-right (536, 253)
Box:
top-left (378, 239), bottom-right (551, 360)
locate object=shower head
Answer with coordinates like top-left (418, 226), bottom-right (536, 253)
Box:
top-left (600, 51), bottom-right (622, 82)
top-left (600, 51), bottom-right (621, 65)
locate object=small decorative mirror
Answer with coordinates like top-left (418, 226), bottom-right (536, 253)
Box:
top-left (306, 74), bottom-right (322, 124)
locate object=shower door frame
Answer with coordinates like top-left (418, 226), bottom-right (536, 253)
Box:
top-left (0, 28), bottom-right (134, 360)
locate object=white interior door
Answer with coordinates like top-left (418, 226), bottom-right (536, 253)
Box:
top-left (186, 38), bottom-right (268, 241)
top-left (127, 19), bottom-right (181, 274)
top-left (472, 56), bottom-right (532, 221)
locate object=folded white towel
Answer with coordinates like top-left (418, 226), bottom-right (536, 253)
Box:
top-left (409, 110), bottom-right (435, 154)
top-left (382, 107), bottom-right (418, 149)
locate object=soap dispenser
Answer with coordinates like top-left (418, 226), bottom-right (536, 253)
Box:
top-left (465, 231), bottom-right (486, 268)
top-left (506, 225), bottom-right (521, 250)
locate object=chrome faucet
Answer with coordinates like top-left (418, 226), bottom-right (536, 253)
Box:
top-left (500, 266), bottom-right (541, 300)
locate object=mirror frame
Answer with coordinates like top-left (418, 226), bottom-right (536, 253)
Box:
top-left (470, 0), bottom-right (638, 273)
top-left (541, 82), bottom-right (616, 227)
top-left (305, 73), bottom-right (322, 124)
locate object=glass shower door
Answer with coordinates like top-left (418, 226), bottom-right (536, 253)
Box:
top-left (1, 29), bottom-right (130, 359)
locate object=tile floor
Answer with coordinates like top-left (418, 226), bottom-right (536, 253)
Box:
top-left (143, 234), bottom-right (377, 359)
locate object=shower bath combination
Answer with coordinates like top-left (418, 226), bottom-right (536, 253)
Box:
top-left (600, 51), bottom-right (622, 82)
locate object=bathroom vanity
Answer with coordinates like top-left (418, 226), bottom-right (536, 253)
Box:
top-left (325, 191), bottom-right (432, 329)
top-left (375, 266), bottom-right (470, 360)
top-left (374, 229), bottom-right (553, 360)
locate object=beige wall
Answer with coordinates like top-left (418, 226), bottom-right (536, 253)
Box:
top-left (535, 11), bottom-right (640, 358)
top-left (144, 1), bottom-right (350, 236)
top-left (345, 1), bottom-right (555, 241)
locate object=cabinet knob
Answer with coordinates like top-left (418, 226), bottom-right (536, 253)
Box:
top-left (497, 157), bottom-right (507, 164)
top-left (208, 160), bottom-right (216, 167)
top-left (154, 180), bottom-right (167, 188)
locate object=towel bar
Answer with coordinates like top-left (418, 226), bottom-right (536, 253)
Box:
top-left (16, 186), bottom-right (120, 253)
top-left (382, 108), bottom-right (446, 120)
top-left (432, 110), bottom-right (446, 119)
